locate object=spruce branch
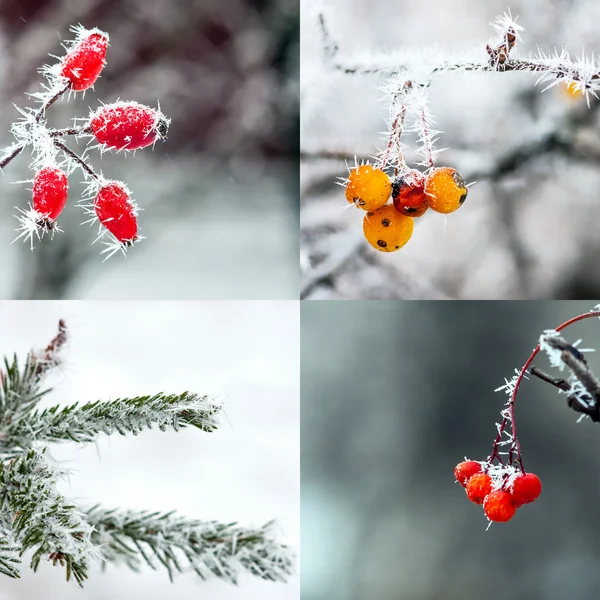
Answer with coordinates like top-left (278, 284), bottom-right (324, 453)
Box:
top-left (0, 448), bottom-right (97, 586)
top-left (0, 320), bottom-right (293, 587)
top-left (87, 508), bottom-right (294, 584)
top-left (5, 392), bottom-right (221, 447)
top-left (0, 531), bottom-right (20, 579)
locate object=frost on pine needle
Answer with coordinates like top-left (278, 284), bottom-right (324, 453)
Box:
top-left (0, 24), bottom-right (169, 258)
top-left (0, 321), bottom-right (293, 587)
top-left (88, 509), bottom-right (294, 584)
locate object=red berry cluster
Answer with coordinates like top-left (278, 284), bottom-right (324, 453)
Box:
top-left (2, 25), bottom-right (170, 257)
top-left (344, 163), bottom-right (468, 253)
top-left (455, 460), bottom-right (542, 523)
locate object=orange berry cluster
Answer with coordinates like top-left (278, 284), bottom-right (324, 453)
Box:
top-left (454, 460), bottom-right (542, 523)
top-left (344, 164), bottom-right (468, 252)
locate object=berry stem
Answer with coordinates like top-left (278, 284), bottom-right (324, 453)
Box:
top-left (489, 310), bottom-right (600, 472)
top-left (0, 83), bottom-right (72, 171)
top-left (380, 104), bottom-right (406, 172)
top-left (35, 82), bottom-right (71, 124)
top-left (49, 125), bottom-right (93, 138)
top-left (419, 107), bottom-right (436, 170)
top-left (54, 140), bottom-right (99, 181)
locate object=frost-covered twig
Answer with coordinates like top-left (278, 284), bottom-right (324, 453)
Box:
top-left (1, 25), bottom-right (170, 255)
top-left (532, 333), bottom-right (600, 421)
top-left (0, 532), bottom-right (20, 579)
top-left (4, 392), bottom-right (221, 448)
top-left (88, 508), bottom-right (294, 584)
top-left (0, 448), bottom-right (97, 585)
top-left (0, 320), bottom-right (292, 587)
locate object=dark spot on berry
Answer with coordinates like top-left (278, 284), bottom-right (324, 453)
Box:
top-left (459, 193), bottom-right (467, 204)
top-left (405, 207), bottom-right (417, 214)
top-left (381, 218), bottom-right (391, 227)
top-left (395, 246), bottom-right (399, 249)
top-left (451, 170), bottom-right (466, 189)
top-left (377, 239), bottom-right (387, 248)
top-left (366, 211), bottom-right (374, 217)
top-left (156, 116), bottom-right (170, 140)
top-left (35, 217), bottom-right (55, 232)
top-left (354, 197), bottom-right (365, 206)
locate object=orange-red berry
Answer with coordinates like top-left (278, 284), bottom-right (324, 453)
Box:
top-left (483, 490), bottom-right (517, 522)
top-left (392, 169), bottom-right (428, 217)
top-left (510, 473), bottom-right (542, 507)
top-left (345, 165), bottom-right (391, 211)
top-left (90, 102), bottom-right (169, 151)
top-left (60, 29), bottom-right (109, 91)
top-left (466, 473), bottom-right (492, 504)
top-left (424, 167), bottom-right (468, 214)
top-left (94, 182), bottom-right (138, 244)
top-left (363, 205), bottom-right (413, 252)
top-left (32, 166), bottom-right (68, 224)
top-left (454, 460), bottom-right (482, 488)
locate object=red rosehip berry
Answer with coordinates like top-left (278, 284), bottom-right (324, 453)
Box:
top-left (392, 169), bottom-right (428, 217)
top-left (60, 28), bottom-right (109, 91)
top-left (90, 102), bottom-right (170, 151)
top-left (510, 473), bottom-right (542, 507)
top-left (466, 473), bottom-right (492, 504)
top-left (483, 490), bottom-right (516, 522)
top-left (32, 166), bottom-right (68, 226)
top-left (454, 460), bottom-right (482, 488)
top-left (94, 182), bottom-right (138, 244)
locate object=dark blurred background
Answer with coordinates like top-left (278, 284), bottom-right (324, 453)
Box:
top-left (302, 301), bottom-right (600, 600)
top-left (0, 0), bottom-right (298, 298)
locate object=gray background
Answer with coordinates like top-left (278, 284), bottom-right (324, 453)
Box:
top-left (0, 0), bottom-right (298, 299)
top-left (301, 0), bottom-right (600, 299)
top-left (0, 300), bottom-right (299, 599)
top-left (302, 300), bottom-right (600, 599)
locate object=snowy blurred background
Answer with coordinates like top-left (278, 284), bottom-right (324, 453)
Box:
top-left (0, 0), bottom-right (298, 299)
top-left (0, 301), bottom-right (299, 599)
top-left (302, 300), bottom-right (600, 600)
top-left (301, 0), bottom-right (600, 299)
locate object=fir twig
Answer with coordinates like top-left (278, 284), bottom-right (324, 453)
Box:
top-left (5, 392), bottom-right (222, 447)
top-left (87, 507), bottom-right (294, 584)
top-left (0, 449), bottom-right (97, 586)
top-left (0, 531), bottom-right (20, 579)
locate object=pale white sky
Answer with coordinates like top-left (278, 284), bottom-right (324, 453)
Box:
top-left (0, 300), bottom-right (299, 600)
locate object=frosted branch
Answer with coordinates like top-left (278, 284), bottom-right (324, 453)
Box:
top-left (5, 392), bottom-right (222, 448)
top-left (88, 507), bottom-right (294, 584)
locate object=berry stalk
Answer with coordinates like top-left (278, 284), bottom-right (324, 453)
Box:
top-left (489, 309), bottom-right (600, 471)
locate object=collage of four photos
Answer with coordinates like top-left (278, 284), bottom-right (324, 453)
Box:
top-left (1, 0), bottom-right (600, 598)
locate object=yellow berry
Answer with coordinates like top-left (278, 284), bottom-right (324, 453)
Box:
top-left (424, 167), bottom-right (468, 214)
top-left (363, 205), bottom-right (414, 252)
top-left (562, 81), bottom-right (584, 100)
top-left (345, 165), bottom-right (391, 211)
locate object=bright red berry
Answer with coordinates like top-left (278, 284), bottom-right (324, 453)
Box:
top-left (32, 166), bottom-right (68, 225)
top-left (466, 473), bottom-right (492, 504)
top-left (510, 473), bottom-right (542, 507)
top-left (392, 169), bottom-right (428, 217)
top-left (90, 102), bottom-right (169, 151)
top-left (483, 490), bottom-right (516, 522)
top-left (454, 460), bottom-right (482, 488)
top-left (94, 182), bottom-right (138, 244)
top-left (60, 28), bottom-right (109, 91)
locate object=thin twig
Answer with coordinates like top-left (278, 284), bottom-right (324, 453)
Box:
top-left (53, 140), bottom-right (99, 181)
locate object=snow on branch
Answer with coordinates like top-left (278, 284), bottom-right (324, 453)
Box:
top-left (88, 508), bottom-right (294, 584)
top-left (0, 321), bottom-right (294, 588)
top-left (4, 392), bottom-right (222, 449)
top-left (0, 448), bottom-right (98, 585)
